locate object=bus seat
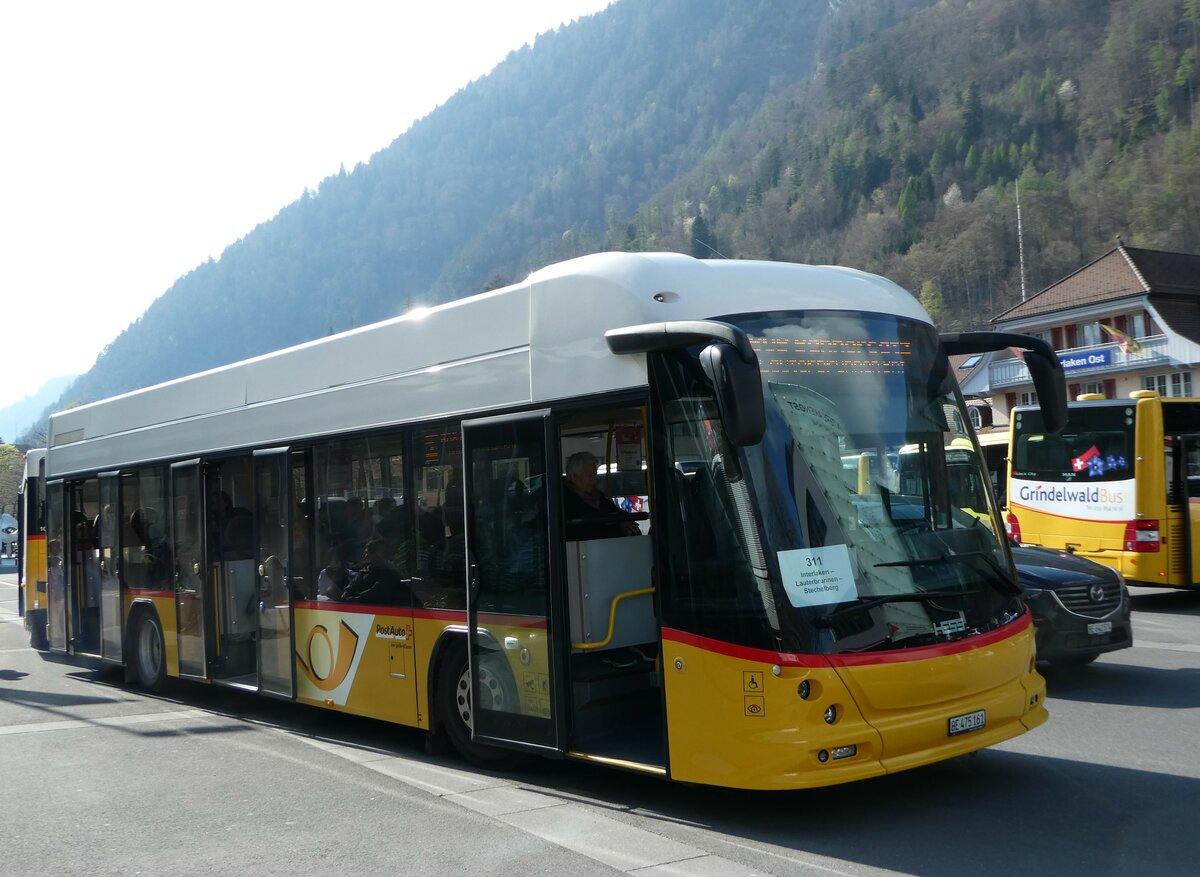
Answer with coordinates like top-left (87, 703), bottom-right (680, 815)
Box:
top-left (565, 536), bottom-right (655, 651)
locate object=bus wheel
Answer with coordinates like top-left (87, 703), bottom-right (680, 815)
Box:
top-left (132, 611), bottom-right (168, 693)
top-left (437, 640), bottom-right (530, 770)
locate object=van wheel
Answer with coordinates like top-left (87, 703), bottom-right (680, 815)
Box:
top-left (437, 639), bottom-right (530, 770)
top-left (133, 611), bottom-right (168, 692)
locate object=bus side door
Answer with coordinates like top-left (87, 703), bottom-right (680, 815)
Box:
top-left (462, 411), bottom-right (564, 756)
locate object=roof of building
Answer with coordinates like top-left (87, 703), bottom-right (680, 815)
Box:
top-left (992, 245), bottom-right (1200, 323)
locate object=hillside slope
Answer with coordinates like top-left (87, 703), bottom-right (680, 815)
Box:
top-left (29, 0), bottom-right (1200, 439)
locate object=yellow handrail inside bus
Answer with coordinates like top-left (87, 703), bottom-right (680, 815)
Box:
top-left (571, 587), bottom-right (655, 650)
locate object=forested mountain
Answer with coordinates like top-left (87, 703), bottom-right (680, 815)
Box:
top-left (31, 0), bottom-right (1200, 440)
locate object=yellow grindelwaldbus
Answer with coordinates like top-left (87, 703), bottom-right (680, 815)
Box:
top-left (17, 449), bottom-right (48, 649)
top-left (30, 253), bottom-right (1067, 790)
top-left (1009, 390), bottom-right (1200, 589)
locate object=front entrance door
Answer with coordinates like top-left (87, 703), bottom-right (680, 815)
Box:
top-left (254, 449), bottom-right (294, 698)
top-left (172, 460), bottom-right (208, 679)
top-left (462, 411), bottom-right (562, 755)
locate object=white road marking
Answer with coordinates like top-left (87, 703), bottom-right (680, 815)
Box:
top-left (1134, 639), bottom-right (1200, 654)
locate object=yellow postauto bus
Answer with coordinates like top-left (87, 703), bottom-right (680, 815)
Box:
top-left (30, 252), bottom-right (1066, 790)
top-left (1009, 390), bottom-right (1200, 589)
top-left (17, 449), bottom-right (48, 649)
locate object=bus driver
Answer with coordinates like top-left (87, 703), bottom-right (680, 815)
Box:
top-left (562, 451), bottom-right (641, 540)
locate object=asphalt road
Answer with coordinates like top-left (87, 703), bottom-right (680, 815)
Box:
top-left (2, 564), bottom-right (1197, 876)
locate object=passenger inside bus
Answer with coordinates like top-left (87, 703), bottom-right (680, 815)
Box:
top-left (342, 536), bottom-right (422, 607)
top-left (316, 541), bottom-right (352, 601)
top-left (562, 451), bottom-right (642, 540)
top-left (130, 507), bottom-right (172, 585)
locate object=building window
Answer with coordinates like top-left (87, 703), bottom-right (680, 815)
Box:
top-left (1082, 381), bottom-right (1106, 396)
top-left (1128, 312), bottom-right (1148, 338)
top-left (1079, 321), bottom-right (1101, 346)
top-left (1020, 391), bottom-right (1038, 406)
top-left (969, 406), bottom-right (983, 429)
top-left (1144, 373), bottom-right (1194, 397)
top-left (960, 354), bottom-right (982, 369)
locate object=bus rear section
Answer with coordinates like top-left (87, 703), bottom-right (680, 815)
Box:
top-left (1008, 393), bottom-right (1200, 589)
top-left (19, 449), bottom-right (49, 650)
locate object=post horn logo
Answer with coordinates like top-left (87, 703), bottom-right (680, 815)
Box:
top-left (296, 621), bottom-right (360, 691)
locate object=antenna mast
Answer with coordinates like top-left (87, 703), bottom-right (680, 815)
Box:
top-left (1016, 179), bottom-right (1028, 301)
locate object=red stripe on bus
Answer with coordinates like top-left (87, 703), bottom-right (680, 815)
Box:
top-left (294, 599), bottom-right (415, 615)
top-left (413, 607), bottom-right (468, 623)
top-left (126, 588), bottom-right (175, 600)
top-left (827, 612), bottom-right (1033, 666)
top-left (292, 601), bottom-right (543, 628)
top-left (663, 611), bottom-right (1032, 667)
top-left (661, 628), bottom-right (831, 668)
top-left (26, 534), bottom-right (46, 542)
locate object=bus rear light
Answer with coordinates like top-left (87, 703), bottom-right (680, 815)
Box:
top-left (1006, 512), bottom-right (1021, 543)
top-left (1124, 520), bottom-right (1160, 552)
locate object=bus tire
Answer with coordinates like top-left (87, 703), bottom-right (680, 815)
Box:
top-left (436, 639), bottom-right (530, 771)
top-left (132, 610), bottom-right (168, 693)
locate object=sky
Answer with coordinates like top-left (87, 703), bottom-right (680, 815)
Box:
top-left (0, 0), bottom-right (614, 414)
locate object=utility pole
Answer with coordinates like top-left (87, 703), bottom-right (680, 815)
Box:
top-left (1016, 179), bottom-right (1028, 302)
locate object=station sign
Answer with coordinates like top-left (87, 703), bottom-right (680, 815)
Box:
top-left (1058, 348), bottom-right (1112, 371)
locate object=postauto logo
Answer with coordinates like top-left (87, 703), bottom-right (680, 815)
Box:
top-left (297, 621), bottom-right (361, 691)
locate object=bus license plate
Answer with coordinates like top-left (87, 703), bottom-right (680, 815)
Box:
top-left (1088, 621), bottom-right (1113, 635)
top-left (948, 709), bottom-right (986, 736)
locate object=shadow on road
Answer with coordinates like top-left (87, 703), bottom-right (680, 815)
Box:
top-left (20, 639), bottom-right (1194, 877)
top-left (1130, 588), bottom-right (1200, 616)
top-left (55, 668), bottom-right (1191, 877)
top-left (1041, 660), bottom-right (1200, 708)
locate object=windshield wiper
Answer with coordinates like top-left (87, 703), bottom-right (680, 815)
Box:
top-left (814, 588), bottom-right (981, 626)
top-left (876, 550), bottom-right (1022, 596)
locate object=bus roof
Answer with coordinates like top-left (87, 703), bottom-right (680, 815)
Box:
top-left (46, 252), bottom-right (930, 477)
top-left (22, 448), bottom-right (46, 479)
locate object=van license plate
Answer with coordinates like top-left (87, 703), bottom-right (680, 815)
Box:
top-left (949, 709), bottom-right (986, 736)
top-left (1087, 621), bottom-right (1112, 635)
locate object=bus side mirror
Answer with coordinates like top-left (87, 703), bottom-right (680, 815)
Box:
top-left (699, 342), bottom-right (766, 446)
top-left (941, 331), bottom-right (1067, 435)
top-left (605, 319), bottom-right (766, 446)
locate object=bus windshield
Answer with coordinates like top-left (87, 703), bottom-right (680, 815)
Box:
top-left (1012, 405), bottom-right (1135, 483)
top-left (728, 312), bottom-right (1020, 655)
